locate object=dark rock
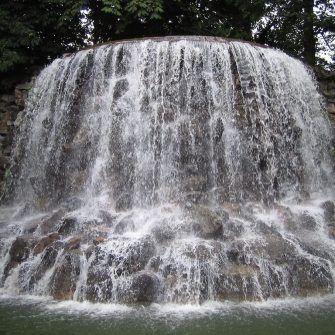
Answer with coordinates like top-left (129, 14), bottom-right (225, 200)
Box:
top-left (222, 219), bottom-right (244, 240)
top-left (194, 244), bottom-right (212, 261)
top-left (39, 209), bottom-right (65, 235)
top-left (276, 205), bottom-right (296, 231)
top-left (115, 193), bottom-right (133, 212)
top-left (33, 233), bottom-right (60, 255)
top-left (98, 210), bottom-right (117, 226)
top-left (9, 236), bottom-right (31, 263)
top-left (148, 256), bottom-right (161, 272)
top-left (130, 271), bottom-right (160, 303)
top-left (108, 236), bottom-right (156, 274)
top-left (329, 226), bottom-right (335, 239)
top-left (321, 201), bottom-right (335, 224)
top-left (58, 217), bottom-right (77, 235)
top-left (93, 237), bottom-right (106, 246)
top-left (23, 216), bottom-right (48, 233)
top-left (192, 206), bottom-right (228, 239)
top-left (298, 212), bottom-right (317, 230)
top-left (85, 267), bottom-right (113, 302)
top-left (65, 236), bottom-right (81, 251)
top-left (85, 245), bottom-right (95, 260)
top-left (50, 252), bottom-right (81, 300)
top-left (63, 197), bottom-right (84, 211)
top-left (28, 241), bottom-right (63, 289)
top-left (285, 257), bottom-right (333, 296)
top-left (216, 271), bottom-right (259, 302)
top-left (113, 79), bottom-right (129, 101)
top-left (114, 216), bottom-right (135, 234)
top-left (255, 221), bottom-right (281, 236)
top-left (152, 221), bottom-right (175, 243)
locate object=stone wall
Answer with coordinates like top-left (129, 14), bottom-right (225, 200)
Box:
top-left (315, 68), bottom-right (335, 126)
top-left (0, 82), bottom-right (32, 194)
top-left (0, 69), bottom-right (334, 197)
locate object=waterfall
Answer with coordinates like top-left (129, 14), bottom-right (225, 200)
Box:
top-left (0, 37), bottom-right (334, 304)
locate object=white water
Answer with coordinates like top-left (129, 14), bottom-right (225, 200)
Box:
top-left (0, 37), bottom-right (334, 305)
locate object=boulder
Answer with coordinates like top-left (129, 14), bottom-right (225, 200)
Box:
top-left (130, 271), bottom-right (160, 303)
top-left (108, 236), bottom-right (156, 274)
top-left (28, 241), bottom-right (63, 289)
top-left (9, 236), bottom-right (32, 263)
top-left (114, 216), bottom-right (135, 234)
top-left (152, 221), bottom-right (176, 243)
top-left (321, 200), bottom-right (335, 224)
top-left (285, 257), bottom-right (333, 296)
top-left (85, 266), bottom-right (113, 302)
top-left (65, 236), bottom-right (81, 251)
top-left (50, 252), bottom-right (81, 300)
top-left (222, 219), bottom-right (244, 240)
top-left (33, 233), bottom-right (60, 255)
top-left (58, 217), bottom-right (77, 235)
top-left (298, 212), bottom-right (317, 230)
top-left (192, 206), bottom-right (229, 239)
top-left (39, 209), bottom-right (65, 235)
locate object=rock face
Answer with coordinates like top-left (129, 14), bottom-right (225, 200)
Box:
top-left (315, 68), bottom-right (335, 127)
top-left (0, 83), bottom-right (32, 195)
top-left (0, 37), bottom-right (334, 305)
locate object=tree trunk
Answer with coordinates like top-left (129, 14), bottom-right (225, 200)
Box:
top-left (303, 0), bottom-right (316, 66)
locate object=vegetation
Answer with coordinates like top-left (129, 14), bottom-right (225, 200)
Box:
top-left (0, 0), bottom-right (334, 91)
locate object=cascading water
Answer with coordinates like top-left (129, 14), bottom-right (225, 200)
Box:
top-left (0, 36), bottom-right (334, 304)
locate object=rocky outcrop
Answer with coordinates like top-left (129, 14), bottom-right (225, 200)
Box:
top-left (315, 68), bottom-right (335, 127)
top-left (0, 81), bottom-right (33, 195)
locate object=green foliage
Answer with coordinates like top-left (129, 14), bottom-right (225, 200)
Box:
top-left (0, 0), bottom-right (334, 92)
top-left (0, 0), bottom-right (87, 91)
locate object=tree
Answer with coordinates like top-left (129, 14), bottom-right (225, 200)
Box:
top-left (255, 0), bottom-right (335, 68)
top-left (0, 0), bottom-right (87, 92)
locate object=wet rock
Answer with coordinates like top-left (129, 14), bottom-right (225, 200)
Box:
top-left (255, 221), bottom-right (281, 236)
top-left (65, 236), bottom-right (81, 251)
top-left (85, 267), bottom-right (113, 302)
top-left (23, 216), bottom-right (48, 234)
top-left (85, 245), bottom-right (95, 260)
top-left (222, 219), bottom-right (244, 240)
top-left (321, 200), bottom-right (335, 224)
top-left (194, 244), bottom-right (212, 261)
top-left (113, 79), bottom-right (129, 101)
top-left (184, 175), bottom-right (207, 192)
top-left (108, 236), bottom-right (156, 274)
top-left (9, 236), bottom-right (32, 263)
top-left (130, 271), bottom-right (160, 303)
top-left (216, 272), bottom-right (259, 302)
top-left (228, 234), bottom-right (295, 266)
top-left (93, 237), bottom-right (106, 246)
top-left (28, 241), bottom-right (63, 289)
top-left (63, 197), bottom-right (84, 211)
top-left (115, 193), bottom-right (133, 212)
top-left (33, 233), bottom-right (60, 255)
top-left (192, 206), bottom-right (228, 239)
top-left (285, 257), bottom-right (333, 296)
top-left (39, 209), bottom-right (65, 235)
top-left (98, 210), bottom-right (117, 226)
top-left (50, 252), bottom-right (81, 300)
top-left (114, 216), bottom-right (135, 234)
top-left (148, 256), bottom-right (161, 272)
top-left (58, 217), bottom-right (77, 235)
top-left (276, 205), bottom-right (296, 231)
top-left (298, 212), bottom-right (317, 230)
top-left (329, 226), bottom-right (335, 239)
top-left (152, 221), bottom-right (175, 243)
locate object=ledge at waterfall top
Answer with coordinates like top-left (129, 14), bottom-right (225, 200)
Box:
top-left (0, 37), bottom-right (334, 304)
